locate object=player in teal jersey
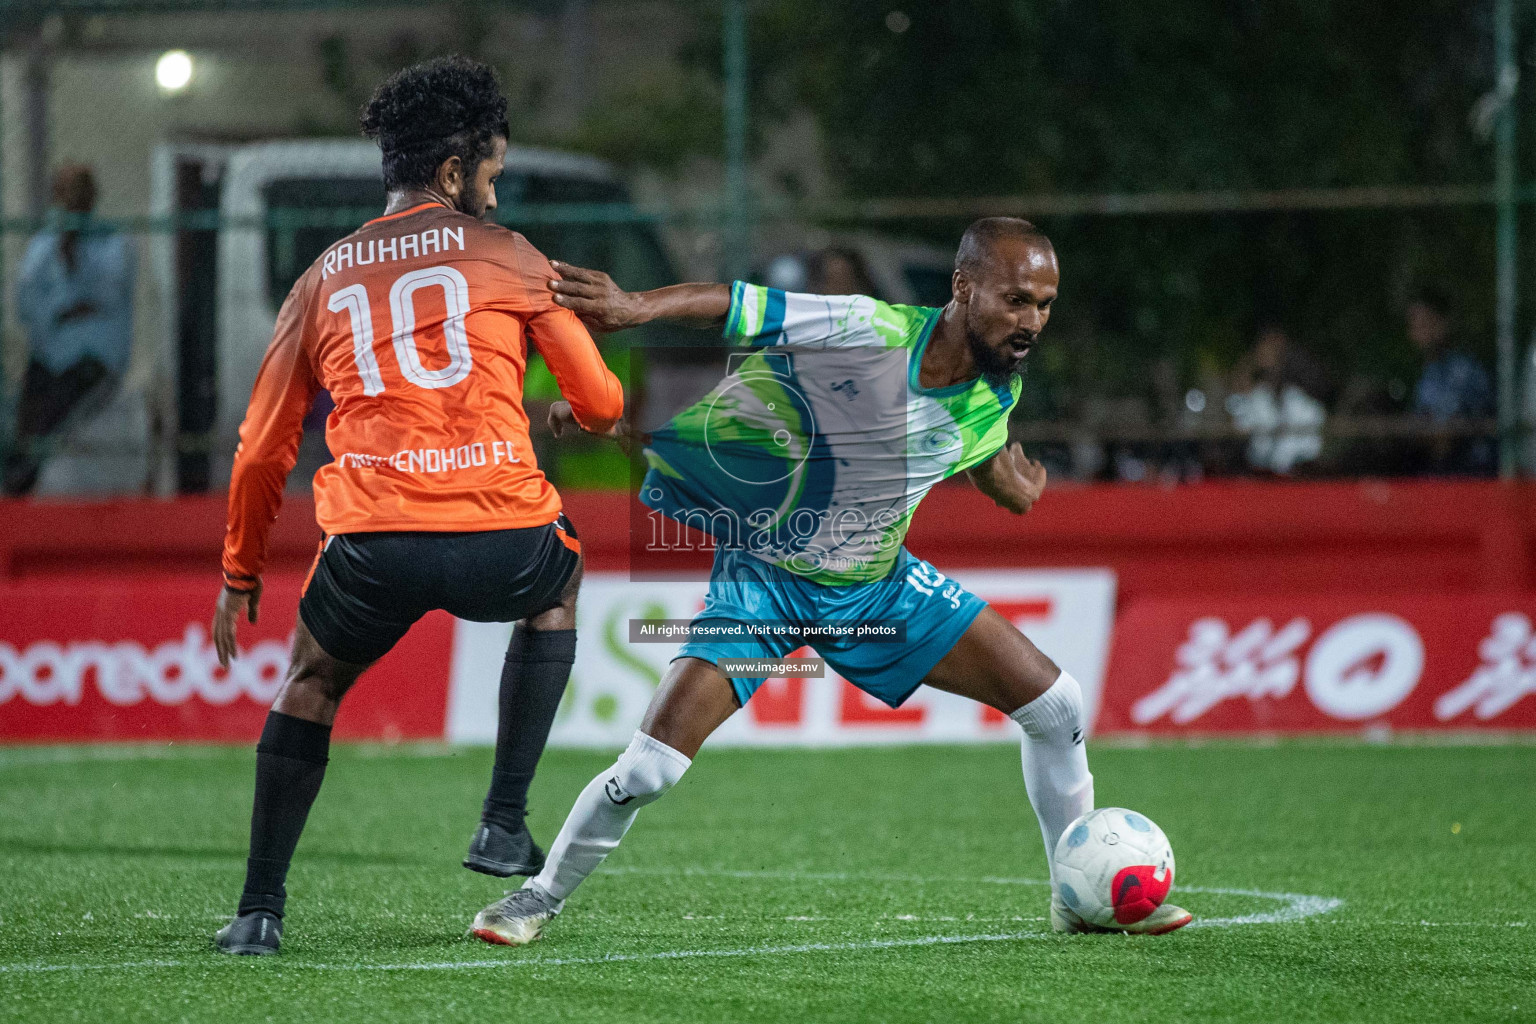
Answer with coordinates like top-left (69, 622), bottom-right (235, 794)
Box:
top-left (471, 218), bottom-right (1191, 943)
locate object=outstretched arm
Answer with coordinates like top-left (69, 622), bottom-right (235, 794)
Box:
top-left (548, 262), bottom-right (730, 332)
top-left (966, 442), bottom-right (1048, 515)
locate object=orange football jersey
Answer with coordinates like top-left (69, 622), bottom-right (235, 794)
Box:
top-left (222, 201), bottom-right (623, 589)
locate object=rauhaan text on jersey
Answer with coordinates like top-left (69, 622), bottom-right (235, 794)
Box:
top-left (321, 226), bottom-right (466, 280)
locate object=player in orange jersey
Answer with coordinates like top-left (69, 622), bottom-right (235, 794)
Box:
top-left (212, 57), bottom-right (624, 956)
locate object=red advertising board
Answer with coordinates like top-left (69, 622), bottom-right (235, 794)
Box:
top-left (1099, 593), bottom-right (1536, 733)
top-left (0, 575), bottom-right (454, 742)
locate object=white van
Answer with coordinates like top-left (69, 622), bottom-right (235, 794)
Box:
top-left (149, 140), bottom-right (681, 491)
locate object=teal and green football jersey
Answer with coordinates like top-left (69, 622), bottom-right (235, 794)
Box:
top-left (639, 282), bottom-right (1020, 584)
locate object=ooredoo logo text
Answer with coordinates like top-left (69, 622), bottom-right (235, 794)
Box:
top-left (0, 624), bottom-right (288, 707)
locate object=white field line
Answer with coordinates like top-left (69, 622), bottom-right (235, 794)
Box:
top-left (0, 959), bottom-right (191, 974)
top-left (603, 865), bottom-right (1345, 928)
top-left (0, 932), bottom-right (1045, 974)
top-left (0, 866), bottom-right (1349, 975)
top-left (323, 931), bottom-right (1045, 972)
top-left (1315, 919), bottom-right (1529, 928)
top-left (1179, 886), bottom-right (1343, 928)
top-left (3, 915), bottom-right (1517, 977)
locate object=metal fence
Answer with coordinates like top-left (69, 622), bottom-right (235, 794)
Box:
top-left (0, 0), bottom-right (1526, 495)
top-left (0, 190), bottom-right (1521, 495)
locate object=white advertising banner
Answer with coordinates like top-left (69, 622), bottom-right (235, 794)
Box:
top-left (446, 569), bottom-right (1116, 748)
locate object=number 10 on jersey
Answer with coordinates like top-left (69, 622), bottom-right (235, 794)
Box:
top-left (327, 265), bottom-right (474, 394)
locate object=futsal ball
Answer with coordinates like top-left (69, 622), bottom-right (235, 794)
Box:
top-left (1052, 807), bottom-right (1176, 928)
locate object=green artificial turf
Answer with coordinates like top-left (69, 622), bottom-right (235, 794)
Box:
top-left (0, 740), bottom-right (1532, 1023)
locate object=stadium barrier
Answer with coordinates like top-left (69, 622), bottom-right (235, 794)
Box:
top-left (0, 569), bottom-right (1114, 746)
top-left (4, 478), bottom-right (1533, 595)
top-left (447, 569), bottom-right (1115, 748)
top-left (2, 479), bottom-right (1535, 742)
top-left (0, 574), bottom-right (453, 743)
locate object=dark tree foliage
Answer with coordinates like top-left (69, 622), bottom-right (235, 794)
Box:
top-left (598, 0), bottom-right (1521, 420)
top-left (758, 1), bottom-right (1491, 196)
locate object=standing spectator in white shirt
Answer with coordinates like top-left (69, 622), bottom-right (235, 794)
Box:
top-left (4, 165), bottom-right (136, 496)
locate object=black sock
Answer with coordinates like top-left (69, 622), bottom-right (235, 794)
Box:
top-left (237, 711), bottom-right (332, 918)
top-left (481, 627), bottom-right (577, 831)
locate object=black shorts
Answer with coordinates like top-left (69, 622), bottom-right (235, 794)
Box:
top-left (298, 514), bottom-right (580, 665)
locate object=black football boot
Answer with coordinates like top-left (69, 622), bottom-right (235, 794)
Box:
top-left (463, 820), bottom-right (547, 878)
top-left (213, 910), bottom-right (282, 955)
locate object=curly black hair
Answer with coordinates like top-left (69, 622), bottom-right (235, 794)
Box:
top-left (360, 56), bottom-right (509, 191)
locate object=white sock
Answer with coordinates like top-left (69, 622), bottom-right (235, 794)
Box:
top-left (528, 730), bottom-right (691, 903)
top-left (1009, 671), bottom-right (1094, 887)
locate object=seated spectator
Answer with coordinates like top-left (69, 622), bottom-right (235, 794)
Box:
top-left (805, 245), bottom-right (878, 297)
top-left (4, 165), bottom-right (136, 496)
top-left (763, 245), bottom-right (881, 299)
top-left (1406, 287), bottom-right (1495, 475)
top-left (1226, 322), bottom-right (1330, 475)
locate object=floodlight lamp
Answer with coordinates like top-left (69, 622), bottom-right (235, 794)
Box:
top-left (156, 50), bottom-right (193, 93)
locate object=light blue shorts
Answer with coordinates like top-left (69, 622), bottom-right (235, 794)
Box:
top-left (674, 545), bottom-right (987, 708)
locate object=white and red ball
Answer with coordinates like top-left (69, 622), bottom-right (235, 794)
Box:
top-left (1052, 807), bottom-right (1176, 927)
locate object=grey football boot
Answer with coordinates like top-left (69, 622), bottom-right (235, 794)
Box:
top-left (470, 883), bottom-right (563, 946)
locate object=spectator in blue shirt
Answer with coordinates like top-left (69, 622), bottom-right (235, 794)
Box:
top-left (1406, 287), bottom-right (1495, 475)
top-left (4, 165), bottom-right (136, 496)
